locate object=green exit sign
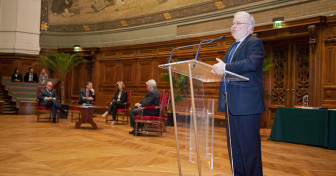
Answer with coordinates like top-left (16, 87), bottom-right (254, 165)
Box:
top-left (273, 21), bottom-right (283, 28)
top-left (273, 17), bottom-right (284, 28)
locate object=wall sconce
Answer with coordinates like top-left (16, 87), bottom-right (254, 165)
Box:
top-left (74, 45), bottom-right (80, 52)
top-left (273, 17), bottom-right (284, 28)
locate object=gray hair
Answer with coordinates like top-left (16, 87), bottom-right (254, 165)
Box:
top-left (146, 79), bottom-right (157, 88)
top-left (234, 11), bottom-right (255, 32)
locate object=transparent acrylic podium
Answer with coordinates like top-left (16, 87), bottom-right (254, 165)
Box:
top-left (159, 60), bottom-right (248, 176)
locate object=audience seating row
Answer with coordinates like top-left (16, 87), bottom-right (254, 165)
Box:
top-left (1, 76), bottom-right (56, 113)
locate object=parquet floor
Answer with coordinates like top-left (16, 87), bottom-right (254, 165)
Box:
top-left (0, 115), bottom-right (335, 176)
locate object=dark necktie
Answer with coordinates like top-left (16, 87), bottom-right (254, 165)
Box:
top-left (226, 41), bottom-right (240, 64)
top-left (221, 41), bottom-right (240, 93)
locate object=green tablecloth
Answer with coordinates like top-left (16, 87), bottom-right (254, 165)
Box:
top-left (269, 107), bottom-right (336, 150)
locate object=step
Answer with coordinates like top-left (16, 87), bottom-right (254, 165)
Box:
top-left (2, 111), bottom-right (17, 114)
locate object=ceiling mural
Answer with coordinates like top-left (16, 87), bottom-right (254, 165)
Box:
top-left (40, 0), bottom-right (263, 32)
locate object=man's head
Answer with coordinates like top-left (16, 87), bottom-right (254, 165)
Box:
top-left (46, 81), bottom-right (53, 91)
top-left (29, 67), bottom-right (34, 73)
top-left (86, 81), bottom-right (93, 90)
top-left (231, 11), bottom-right (254, 41)
top-left (146, 79), bottom-right (156, 92)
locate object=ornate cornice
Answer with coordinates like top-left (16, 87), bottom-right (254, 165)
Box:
top-left (40, 0), bottom-right (262, 32)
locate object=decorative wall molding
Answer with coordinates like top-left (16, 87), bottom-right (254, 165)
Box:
top-left (325, 35), bottom-right (336, 44)
top-left (40, 0), bottom-right (316, 33)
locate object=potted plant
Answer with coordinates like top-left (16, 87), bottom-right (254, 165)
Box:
top-left (160, 72), bottom-right (190, 125)
top-left (35, 52), bottom-right (87, 104)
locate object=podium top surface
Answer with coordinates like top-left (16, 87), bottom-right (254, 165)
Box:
top-left (158, 60), bottom-right (249, 83)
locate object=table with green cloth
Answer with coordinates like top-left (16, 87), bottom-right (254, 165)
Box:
top-left (269, 107), bottom-right (336, 150)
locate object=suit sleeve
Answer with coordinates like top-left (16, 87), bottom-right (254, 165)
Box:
top-left (38, 90), bottom-right (45, 101)
top-left (11, 74), bottom-right (15, 81)
top-left (92, 92), bottom-right (96, 101)
top-left (121, 91), bottom-right (127, 103)
top-left (112, 91), bottom-right (118, 101)
top-left (24, 73), bottom-right (28, 82)
top-left (225, 39), bottom-right (264, 75)
top-left (139, 92), bottom-right (155, 107)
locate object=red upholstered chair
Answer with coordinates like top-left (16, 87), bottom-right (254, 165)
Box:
top-left (70, 100), bottom-right (81, 122)
top-left (135, 91), bottom-right (170, 136)
top-left (36, 87), bottom-right (58, 122)
top-left (106, 92), bottom-right (131, 124)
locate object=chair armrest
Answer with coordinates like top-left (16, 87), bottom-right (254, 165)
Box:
top-left (143, 106), bottom-right (159, 109)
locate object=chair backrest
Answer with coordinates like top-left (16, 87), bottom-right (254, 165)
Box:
top-left (36, 87), bottom-right (44, 105)
top-left (126, 91), bottom-right (131, 104)
top-left (36, 87), bottom-right (44, 98)
top-left (159, 91), bottom-right (170, 117)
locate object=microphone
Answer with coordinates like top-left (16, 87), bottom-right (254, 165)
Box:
top-left (200, 34), bottom-right (225, 45)
top-left (168, 34), bottom-right (225, 64)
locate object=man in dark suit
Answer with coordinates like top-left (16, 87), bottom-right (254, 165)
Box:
top-left (213, 11), bottom-right (264, 176)
top-left (38, 81), bottom-right (64, 123)
top-left (129, 79), bottom-right (160, 136)
top-left (77, 81), bottom-right (95, 104)
top-left (24, 67), bottom-right (38, 83)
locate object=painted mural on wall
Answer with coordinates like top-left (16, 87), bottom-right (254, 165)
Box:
top-left (40, 0), bottom-right (263, 32)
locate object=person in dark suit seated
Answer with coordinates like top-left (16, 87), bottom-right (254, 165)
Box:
top-left (129, 79), bottom-right (160, 136)
top-left (11, 68), bottom-right (22, 82)
top-left (212, 11), bottom-right (265, 176)
top-left (101, 81), bottom-right (127, 125)
top-left (38, 81), bottom-right (65, 123)
top-left (24, 67), bottom-right (38, 83)
top-left (77, 81), bottom-right (95, 105)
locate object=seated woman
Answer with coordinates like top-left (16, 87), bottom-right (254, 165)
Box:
top-left (39, 68), bottom-right (48, 83)
top-left (101, 81), bottom-right (127, 125)
top-left (11, 68), bottom-right (22, 82)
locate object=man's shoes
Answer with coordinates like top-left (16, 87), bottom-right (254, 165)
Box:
top-left (52, 118), bottom-right (57, 123)
top-left (129, 130), bottom-right (135, 134)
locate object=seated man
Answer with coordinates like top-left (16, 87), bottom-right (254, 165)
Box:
top-left (77, 81), bottom-right (95, 105)
top-left (24, 67), bottom-right (38, 83)
top-left (38, 81), bottom-right (65, 123)
top-left (129, 79), bottom-right (160, 136)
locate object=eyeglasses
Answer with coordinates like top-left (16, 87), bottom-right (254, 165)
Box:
top-left (231, 22), bottom-right (251, 26)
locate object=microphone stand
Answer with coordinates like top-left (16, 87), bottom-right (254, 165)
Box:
top-left (167, 35), bottom-right (225, 67)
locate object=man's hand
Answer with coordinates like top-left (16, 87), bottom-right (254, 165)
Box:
top-left (135, 103), bottom-right (141, 108)
top-left (90, 88), bottom-right (95, 94)
top-left (88, 97), bottom-right (94, 101)
top-left (212, 58), bottom-right (226, 75)
top-left (47, 97), bottom-right (53, 100)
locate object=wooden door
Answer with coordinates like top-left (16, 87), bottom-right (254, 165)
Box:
top-left (262, 37), bottom-right (310, 128)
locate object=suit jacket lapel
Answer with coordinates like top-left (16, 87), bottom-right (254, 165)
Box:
top-left (223, 45), bottom-right (233, 63)
top-left (230, 34), bottom-right (252, 63)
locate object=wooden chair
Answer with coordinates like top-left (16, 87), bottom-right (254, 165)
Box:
top-left (135, 91), bottom-right (170, 136)
top-left (106, 92), bottom-right (131, 124)
top-left (70, 100), bottom-right (81, 122)
top-left (36, 87), bottom-right (59, 122)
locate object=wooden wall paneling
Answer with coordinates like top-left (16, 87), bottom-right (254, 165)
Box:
top-left (292, 39), bottom-right (310, 106)
top-left (308, 24), bottom-right (320, 107)
top-left (320, 18), bottom-right (336, 108)
top-left (0, 59), bottom-right (15, 77)
top-left (137, 59), bottom-right (154, 84)
top-left (322, 45), bottom-right (336, 107)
